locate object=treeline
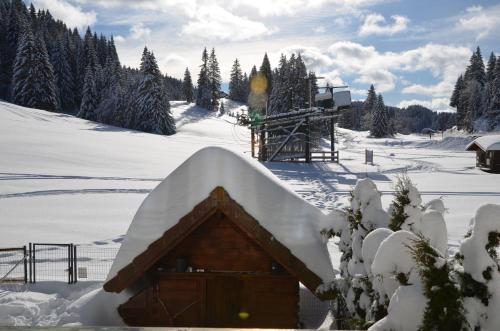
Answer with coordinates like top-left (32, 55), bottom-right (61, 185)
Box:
top-left (450, 47), bottom-right (500, 132)
top-left (225, 52), bottom-right (317, 115)
top-left (340, 85), bottom-right (456, 137)
top-left (0, 0), bottom-right (183, 135)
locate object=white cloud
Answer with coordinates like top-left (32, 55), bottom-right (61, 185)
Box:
top-left (180, 4), bottom-right (275, 41)
top-left (130, 23), bottom-right (152, 41)
top-left (456, 5), bottom-right (500, 40)
top-left (159, 54), bottom-right (189, 77)
top-left (398, 98), bottom-right (452, 112)
top-left (279, 41), bottom-right (471, 96)
top-left (114, 23), bottom-right (152, 44)
top-left (33, 0), bottom-right (96, 30)
top-left (359, 13), bottom-right (409, 36)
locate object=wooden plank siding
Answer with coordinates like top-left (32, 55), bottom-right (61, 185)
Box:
top-left (104, 187), bottom-right (324, 295)
top-left (118, 273), bottom-right (299, 328)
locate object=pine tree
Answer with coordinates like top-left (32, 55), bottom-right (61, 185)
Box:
top-left (78, 65), bottom-right (98, 120)
top-left (196, 47), bottom-right (211, 109)
top-left (208, 48), bottom-right (221, 111)
top-left (52, 36), bottom-right (75, 111)
top-left (229, 58), bottom-right (244, 102)
top-left (371, 94), bottom-right (389, 138)
top-left (31, 33), bottom-right (57, 111)
top-left (363, 84), bottom-right (377, 130)
top-left (219, 100), bottom-right (225, 115)
top-left (12, 28), bottom-right (36, 107)
top-left (12, 28), bottom-right (57, 111)
top-left (268, 55), bottom-right (288, 115)
top-left (183, 67), bottom-right (194, 103)
top-left (259, 52), bottom-right (272, 100)
top-left (450, 75), bottom-right (466, 129)
top-left (134, 48), bottom-right (175, 135)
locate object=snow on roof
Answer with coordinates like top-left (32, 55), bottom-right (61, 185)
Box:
top-left (106, 146), bottom-right (335, 284)
top-left (466, 135), bottom-right (500, 151)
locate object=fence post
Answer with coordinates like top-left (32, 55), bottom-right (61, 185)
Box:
top-left (28, 243), bottom-right (32, 283)
top-left (23, 245), bottom-right (27, 284)
top-left (32, 244), bottom-right (36, 284)
top-left (68, 244), bottom-right (72, 284)
top-left (73, 245), bottom-right (77, 283)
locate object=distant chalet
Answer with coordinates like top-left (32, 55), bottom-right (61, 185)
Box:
top-left (103, 147), bottom-right (334, 328)
top-left (466, 135), bottom-right (500, 172)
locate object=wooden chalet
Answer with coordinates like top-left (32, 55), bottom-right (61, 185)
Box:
top-left (103, 147), bottom-right (334, 328)
top-left (466, 135), bottom-right (500, 172)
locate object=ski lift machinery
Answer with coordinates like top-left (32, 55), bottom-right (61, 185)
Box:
top-left (251, 78), bottom-right (352, 163)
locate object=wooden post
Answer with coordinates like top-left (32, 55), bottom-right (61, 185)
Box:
top-left (305, 116), bottom-right (311, 163)
top-left (259, 125), bottom-right (266, 161)
top-left (251, 127), bottom-right (255, 158)
top-left (330, 117), bottom-right (335, 161)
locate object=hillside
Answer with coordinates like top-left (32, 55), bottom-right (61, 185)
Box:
top-left (0, 100), bottom-right (249, 246)
top-left (1, 99), bottom-right (499, 250)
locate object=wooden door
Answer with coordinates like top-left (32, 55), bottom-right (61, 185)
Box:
top-left (118, 277), bottom-right (205, 327)
top-left (205, 275), bottom-right (242, 327)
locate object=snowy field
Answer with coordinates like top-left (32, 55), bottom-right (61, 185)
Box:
top-left (1, 100), bottom-right (500, 325)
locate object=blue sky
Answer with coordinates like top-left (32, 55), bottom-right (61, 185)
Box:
top-left (32, 0), bottom-right (500, 111)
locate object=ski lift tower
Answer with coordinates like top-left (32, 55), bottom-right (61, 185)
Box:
top-left (250, 80), bottom-right (351, 163)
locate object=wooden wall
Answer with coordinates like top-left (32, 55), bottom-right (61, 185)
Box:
top-left (155, 211), bottom-right (281, 273)
top-left (118, 211), bottom-right (300, 328)
top-left (119, 273), bottom-right (299, 328)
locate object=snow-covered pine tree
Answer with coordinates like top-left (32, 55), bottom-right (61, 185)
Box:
top-left (78, 65), bottom-right (98, 120)
top-left (292, 54), bottom-right (308, 109)
top-left (134, 48), bottom-right (175, 135)
top-left (208, 48), bottom-right (221, 111)
top-left (371, 94), bottom-right (389, 138)
top-left (259, 52), bottom-right (272, 101)
top-left (196, 47), bottom-right (211, 109)
top-left (183, 67), bottom-right (194, 103)
top-left (450, 75), bottom-right (465, 129)
top-left (52, 36), bottom-right (76, 111)
top-left (12, 27), bottom-right (36, 107)
top-left (242, 72), bottom-right (249, 102)
top-left (219, 100), bottom-right (225, 115)
top-left (31, 32), bottom-right (57, 111)
top-left (229, 58), bottom-right (244, 102)
top-left (4, 1), bottom-right (29, 100)
top-left (12, 28), bottom-right (57, 111)
top-left (409, 236), bottom-right (468, 331)
top-left (268, 54), bottom-right (290, 115)
top-left (363, 84), bottom-right (377, 130)
top-left (489, 56), bottom-right (500, 129)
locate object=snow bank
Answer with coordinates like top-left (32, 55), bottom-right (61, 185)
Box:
top-left (107, 146), bottom-right (335, 284)
top-left (417, 136), bottom-right (475, 150)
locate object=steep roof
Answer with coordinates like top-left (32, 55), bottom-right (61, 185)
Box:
top-left (466, 135), bottom-right (500, 152)
top-left (104, 147), bottom-right (334, 293)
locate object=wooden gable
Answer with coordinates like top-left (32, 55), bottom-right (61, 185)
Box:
top-left (103, 186), bottom-right (325, 297)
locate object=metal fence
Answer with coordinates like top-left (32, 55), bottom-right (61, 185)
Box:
top-left (0, 243), bottom-right (119, 284)
top-left (75, 245), bottom-right (119, 282)
top-left (0, 246), bottom-right (27, 283)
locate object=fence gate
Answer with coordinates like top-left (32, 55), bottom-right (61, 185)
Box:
top-left (0, 246), bottom-right (27, 284)
top-left (31, 243), bottom-right (76, 284)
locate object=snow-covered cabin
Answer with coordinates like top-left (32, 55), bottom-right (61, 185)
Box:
top-left (103, 147), bottom-right (334, 328)
top-left (466, 135), bottom-right (500, 172)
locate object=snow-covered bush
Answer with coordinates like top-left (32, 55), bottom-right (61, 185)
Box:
top-left (322, 177), bottom-right (500, 331)
top-left (456, 204), bottom-right (500, 330)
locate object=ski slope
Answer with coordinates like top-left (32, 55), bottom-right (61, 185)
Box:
top-left (0, 100), bottom-right (249, 247)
